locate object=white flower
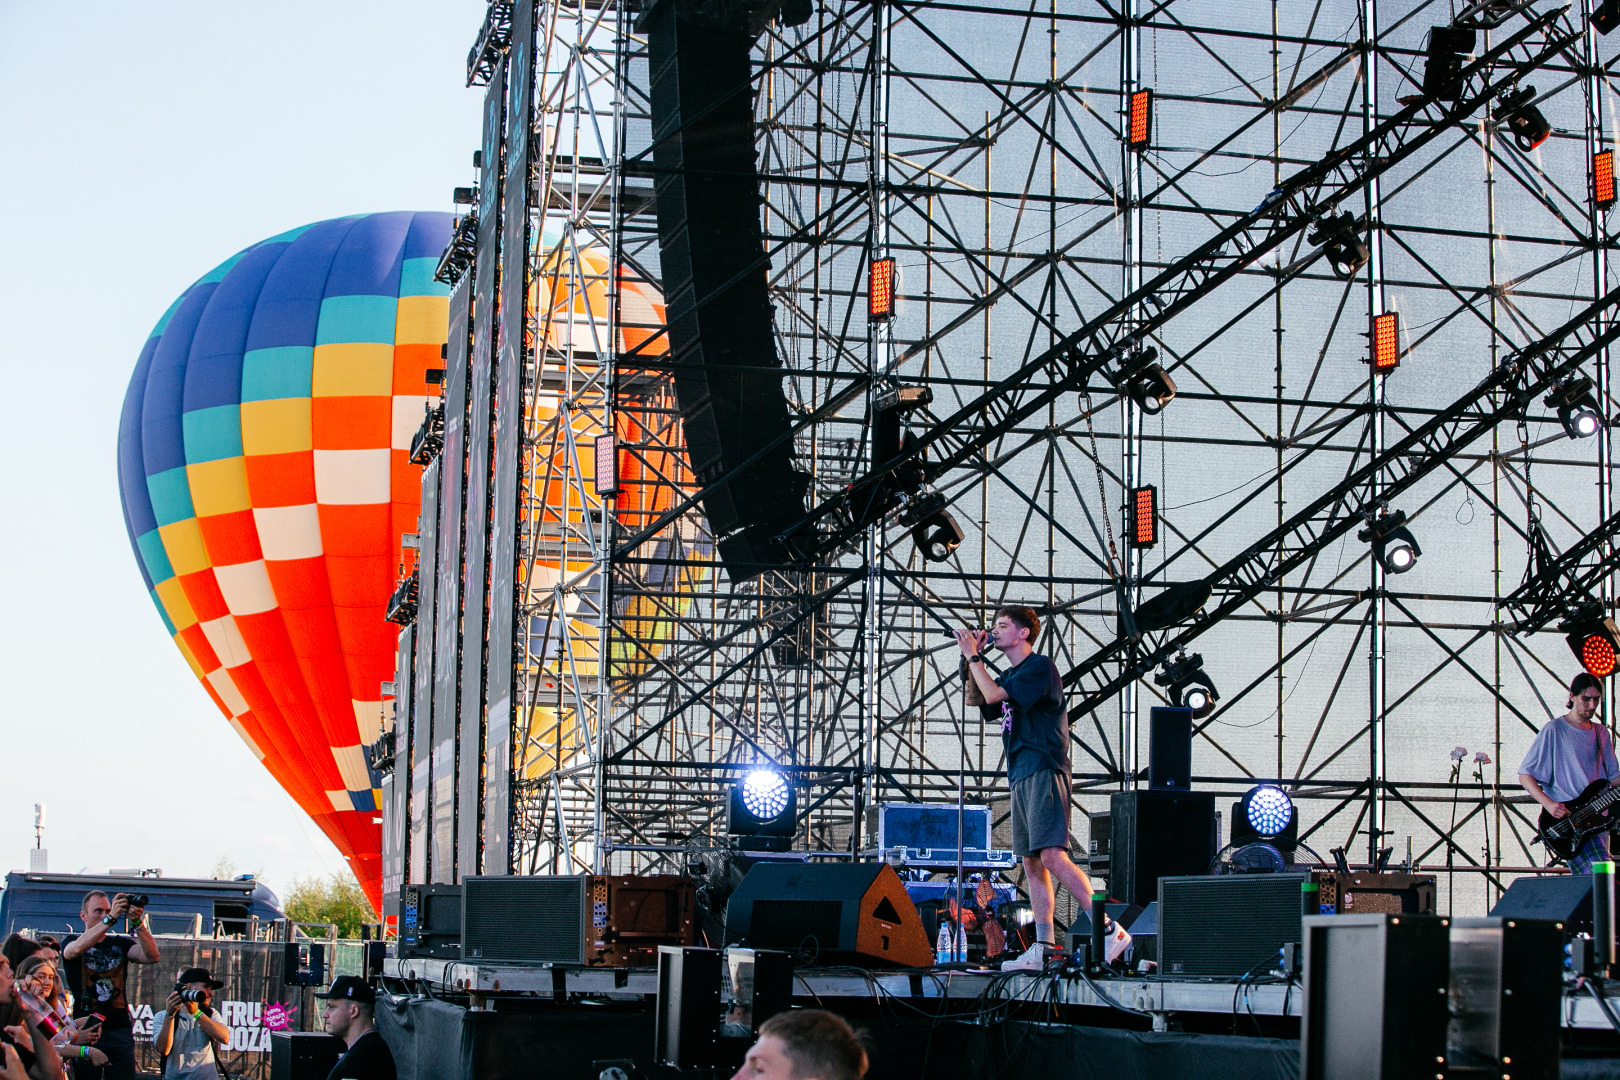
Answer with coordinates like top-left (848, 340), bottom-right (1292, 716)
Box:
top-left (1450, 746), bottom-right (1468, 761)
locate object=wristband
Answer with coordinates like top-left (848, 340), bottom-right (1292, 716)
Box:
top-left (968, 655), bottom-right (981, 664)
top-left (78, 1047), bottom-right (88, 1060)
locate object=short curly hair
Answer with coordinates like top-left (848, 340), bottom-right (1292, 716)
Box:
top-left (758, 1009), bottom-right (868, 1080)
top-left (995, 605), bottom-right (1040, 643)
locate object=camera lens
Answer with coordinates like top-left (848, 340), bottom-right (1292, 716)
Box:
top-left (179, 989), bottom-right (206, 1003)
top-left (130, 894), bottom-right (149, 908)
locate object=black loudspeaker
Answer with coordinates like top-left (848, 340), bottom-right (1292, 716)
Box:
top-left (724, 863), bottom-right (934, 967)
top-left (655, 946), bottom-right (722, 1069)
top-left (1489, 874), bottom-right (1594, 932)
top-left (1148, 706), bottom-right (1192, 790)
top-left (462, 875), bottom-right (587, 963)
top-left (641, 0), bottom-right (809, 576)
top-left (270, 1031), bottom-right (346, 1080)
top-left (1159, 874), bottom-right (1308, 977)
top-left (1108, 790), bottom-right (1217, 907)
top-left (1301, 914), bottom-right (1452, 1080)
top-left (1448, 917), bottom-right (1564, 1079)
top-left (398, 883), bottom-right (461, 959)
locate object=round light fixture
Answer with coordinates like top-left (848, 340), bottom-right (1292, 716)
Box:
top-left (741, 770), bottom-right (790, 820)
top-left (1244, 784), bottom-right (1293, 838)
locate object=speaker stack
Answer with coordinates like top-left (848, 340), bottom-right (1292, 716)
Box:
top-left (640, 0), bottom-right (809, 575)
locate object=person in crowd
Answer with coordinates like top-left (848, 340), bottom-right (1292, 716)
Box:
top-left (316, 977), bottom-right (394, 1080)
top-left (731, 1010), bottom-right (867, 1080)
top-left (10, 958), bottom-right (103, 1074)
top-left (61, 893), bottom-right (158, 1080)
top-left (151, 968), bottom-right (228, 1080)
top-left (0, 945), bottom-right (36, 983)
top-left (0, 954), bottom-right (66, 1080)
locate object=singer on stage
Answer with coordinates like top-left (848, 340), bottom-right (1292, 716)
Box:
top-left (956, 606), bottom-right (1129, 970)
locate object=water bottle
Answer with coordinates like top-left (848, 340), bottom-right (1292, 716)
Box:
top-left (936, 919), bottom-right (953, 962)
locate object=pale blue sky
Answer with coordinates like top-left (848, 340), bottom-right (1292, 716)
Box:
top-left (0, 0), bottom-right (485, 900)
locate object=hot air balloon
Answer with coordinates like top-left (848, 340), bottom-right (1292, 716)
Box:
top-left (117, 212), bottom-right (453, 910)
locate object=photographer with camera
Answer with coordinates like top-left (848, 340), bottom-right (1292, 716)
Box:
top-left (61, 892), bottom-right (159, 1080)
top-left (151, 969), bottom-right (228, 1080)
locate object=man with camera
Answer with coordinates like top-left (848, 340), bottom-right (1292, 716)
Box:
top-left (61, 892), bottom-right (159, 1080)
top-left (316, 977), bottom-right (394, 1080)
top-left (152, 969), bottom-right (229, 1080)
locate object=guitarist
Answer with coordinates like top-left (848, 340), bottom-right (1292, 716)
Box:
top-left (1519, 672), bottom-right (1619, 872)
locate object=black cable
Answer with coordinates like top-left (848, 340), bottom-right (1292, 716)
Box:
top-left (1232, 951), bottom-right (1282, 1034)
top-left (1077, 969), bottom-right (1154, 1019)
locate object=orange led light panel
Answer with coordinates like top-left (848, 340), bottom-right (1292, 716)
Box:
top-left (1583, 634), bottom-right (1618, 678)
top-left (869, 257), bottom-right (896, 321)
top-left (1597, 150), bottom-right (1616, 208)
top-left (1372, 311), bottom-right (1400, 372)
top-left (595, 433), bottom-right (619, 496)
top-left (1128, 90), bottom-right (1153, 149)
top-left (1129, 484), bottom-right (1158, 548)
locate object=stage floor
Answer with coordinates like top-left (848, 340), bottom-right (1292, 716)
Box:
top-left (384, 955), bottom-right (1620, 1034)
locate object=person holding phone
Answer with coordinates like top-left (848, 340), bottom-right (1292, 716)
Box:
top-left (61, 893), bottom-right (159, 1080)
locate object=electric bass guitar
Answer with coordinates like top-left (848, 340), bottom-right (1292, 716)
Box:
top-left (1536, 777), bottom-right (1620, 863)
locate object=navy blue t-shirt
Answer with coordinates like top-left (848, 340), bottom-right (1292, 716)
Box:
top-left (994, 653), bottom-right (1070, 781)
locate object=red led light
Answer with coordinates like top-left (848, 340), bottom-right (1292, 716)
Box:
top-left (1129, 484), bottom-right (1158, 548)
top-left (1128, 90), bottom-right (1153, 150)
top-left (594, 433), bottom-right (619, 496)
top-left (1596, 150), bottom-right (1616, 209)
top-left (1582, 635), bottom-right (1618, 678)
top-left (1372, 311), bottom-right (1400, 372)
top-left (869, 257), bottom-right (896, 321)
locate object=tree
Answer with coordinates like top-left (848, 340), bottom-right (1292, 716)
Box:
top-left (282, 871), bottom-right (374, 937)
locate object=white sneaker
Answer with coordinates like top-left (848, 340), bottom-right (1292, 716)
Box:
top-left (1102, 917), bottom-right (1133, 964)
top-left (999, 944), bottom-right (1058, 971)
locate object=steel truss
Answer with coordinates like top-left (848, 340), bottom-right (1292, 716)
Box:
top-left (495, 0), bottom-right (1620, 917)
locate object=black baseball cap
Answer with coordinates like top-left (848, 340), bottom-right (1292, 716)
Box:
top-left (175, 968), bottom-right (224, 990)
top-left (314, 976), bottom-right (375, 1004)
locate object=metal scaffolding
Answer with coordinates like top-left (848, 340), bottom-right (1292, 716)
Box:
top-left (484, 0), bottom-right (1620, 918)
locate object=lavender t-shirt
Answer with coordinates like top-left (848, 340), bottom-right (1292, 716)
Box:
top-left (1518, 717), bottom-right (1619, 804)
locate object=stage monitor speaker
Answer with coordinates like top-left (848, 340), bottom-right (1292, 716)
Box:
top-left (1489, 874), bottom-right (1594, 932)
top-left (270, 1031), bottom-right (346, 1080)
top-left (1148, 706), bottom-right (1192, 790)
top-left (1109, 790), bottom-right (1217, 907)
top-left (724, 862), bottom-right (933, 967)
top-left (1448, 917), bottom-right (1564, 1079)
top-left (1301, 914), bottom-right (1452, 1080)
top-left (462, 875), bottom-right (698, 965)
top-left (398, 883), bottom-right (461, 959)
top-left (641, 0), bottom-right (809, 576)
top-left (1159, 873), bottom-right (1306, 977)
top-left (655, 946), bottom-right (721, 1069)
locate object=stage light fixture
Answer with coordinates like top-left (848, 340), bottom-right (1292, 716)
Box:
top-left (1594, 0), bottom-right (1620, 35)
top-left (453, 186), bottom-right (476, 206)
top-left (1153, 651), bottom-right (1220, 720)
top-left (1421, 25), bottom-right (1475, 101)
top-left (1308, 212), bottom-right (1370, 279)
top-left (594, 433), bottom-right (620, 496)
top-left (1545, 375), bottom-right (1604, 440)
top-left (1500, 85), bottom-right (1551, 152)
top-left (869, 256), bottom-right (896, 321)
top-left (727, 768), bottom-right (797, 850)
top-left (1127, 89), bottom-right (1153, 151)
top-left (1596, 151), bottom-right (1616, 209)
top-left (1565, 608), bottom-right (1620, 678)
top-left (779, 0), bottom-right (814, 26)
top-left (1132, 578), bottom-right (1213, 634)
top-left (1357, 509), bottom-right (1422, 575)
top-left (1243, 785), bottom-right (1294, 839)
top-left (912, 512), bottom-right (964, 563)
top-left (1122, 349), bottom-right (1177, 414)
top-left (1371, 311), bottom-right (1401, 373)
top-left (1128, 485), bottom-right (1158, 549)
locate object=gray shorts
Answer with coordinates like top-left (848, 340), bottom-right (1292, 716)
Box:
top-left (1011, 769), bottom-right (1071, 857)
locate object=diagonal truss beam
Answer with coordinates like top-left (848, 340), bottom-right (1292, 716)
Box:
top-left (1061, 286), bottom-right (1620, 723)
top-left (776, 5), bottom-right (1582, 563)
top-left (1499, 507), bottom-right (1620, 633)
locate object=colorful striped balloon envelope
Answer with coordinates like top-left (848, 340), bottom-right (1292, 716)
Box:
top-left (117, 212), bottom-right (453, 909)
